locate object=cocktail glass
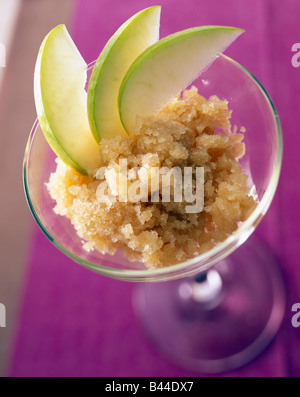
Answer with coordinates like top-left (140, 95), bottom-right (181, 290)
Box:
top-left (23, 54), bottom-right (284, 373)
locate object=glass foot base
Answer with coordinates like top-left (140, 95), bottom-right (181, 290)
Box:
top-left (133, 236), bottom-right (286, 373)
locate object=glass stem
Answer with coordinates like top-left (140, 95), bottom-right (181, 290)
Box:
top-left (179, 268), bottom-right (223, 310)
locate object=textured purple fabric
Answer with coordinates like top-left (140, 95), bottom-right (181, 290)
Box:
top-left (8, 0), bottom-right (300, 376)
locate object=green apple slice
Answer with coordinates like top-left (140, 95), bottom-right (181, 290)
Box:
top-left (87, 6), bottom-right (161, 141)
top-left (34, 24), bottom-right (101, 175)
top-left (119, 26), bottom-right (243, 133)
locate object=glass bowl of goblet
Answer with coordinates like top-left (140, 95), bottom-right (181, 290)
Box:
top-left (23, 54), bottom-right (284, 373)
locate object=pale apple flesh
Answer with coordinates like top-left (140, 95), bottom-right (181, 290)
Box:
top-left (34, 24), bottom-right (101, 175)
top-left (87, 6), bottom-right (161, 141)
top-left (118, 26), bottom-right (243, 134)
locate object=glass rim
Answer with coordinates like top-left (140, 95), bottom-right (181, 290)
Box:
top-left (23, 54), bottom-right (283, 282)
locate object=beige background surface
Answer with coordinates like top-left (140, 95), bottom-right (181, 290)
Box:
top-left (0, 0), bottom-right (72, 376)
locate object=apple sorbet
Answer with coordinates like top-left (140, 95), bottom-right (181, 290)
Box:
top-left (47, 87), bottom-right (256, 269)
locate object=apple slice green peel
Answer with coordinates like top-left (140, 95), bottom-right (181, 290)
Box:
top-left (87, 5), bottom-right (161, 141)
top-left (34, 24), bottom-right (101, 175)
top-left (118, 26), bottom-right (243, 133)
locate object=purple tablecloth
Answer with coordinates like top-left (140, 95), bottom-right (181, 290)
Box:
top-left (8, 0), bottom-right (300, 376)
